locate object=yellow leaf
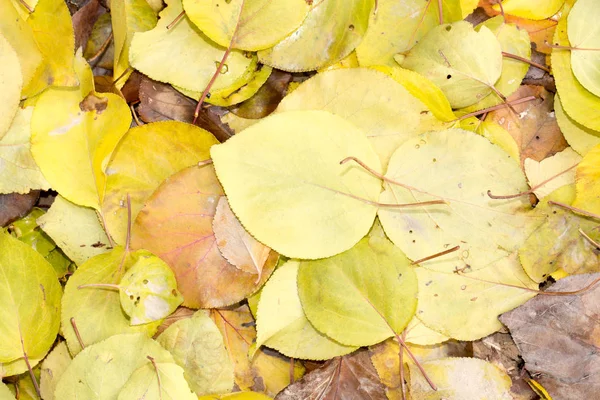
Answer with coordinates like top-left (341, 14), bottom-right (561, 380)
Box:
top-left (118, 362), bottom-right (197, 400)
top-left (475, 120), bottom-right (520, 162)
top-left (258, 0), bottom-right (374, 72)
top-left (0, 32), bottom-right (22, 139)
top-left (102, 120), bottom-right (218, 244)
top-left (567, 0), bottom-right (600, 97)
top-left (574, 143), bottom-right (600, 214)
top-left (0, 107), bottom-right (50, 194)
top-left (524, 148), bottom-right (581, 200)
top-left (30, 51), bottom-right (131, 210)
top-left (493, 0), bottom-right (564, 20)
top-left (198, 393), bottom-right (273, 400)
top-left (405, 316), bottom-right (450, 346)
top-left (129, 0), bottom-right (254, 93)
top-left (39, 341), bottom-right (71, 400)
top-left (211, 110), bottom-right (381, 259)
top-left (555, 94), bottom-right (600, 156)
top-left (183, 0), bottom-right (310, 51)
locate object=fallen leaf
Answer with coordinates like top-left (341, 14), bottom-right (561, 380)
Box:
top-left (524, 147), bottom-right (581, 199)
top-left (0, 32), bottom-right (22, 138)
top-left (574, 143), bottom-right (600, 214)
top-left (118, 362), bottom-right (197, 400)
top-left (0, 191), bottom-right (40, 227)
top-left (555, 94), bottom-right (600, 156)
top-left (71, 0), bottom-right (101, 51)
top-left (491, 0), bottom-right (564, 20)
top-left (566, 0), bottom-right (600, 97)
top-left (231, 69), bottom-right (292, 119)
top-left (39, 342), bottom-right (71, 400)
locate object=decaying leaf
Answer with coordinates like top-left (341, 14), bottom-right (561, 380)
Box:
top-left (0, 191), bottom-right (39, 227)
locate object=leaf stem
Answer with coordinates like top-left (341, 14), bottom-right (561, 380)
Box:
top-left (437, 0), bottom-right (443, 24)
top-left (399, 331), bottom-right (406, 400)
top-left (502, 51), bottom-right (550, 73)
top-left (487, 163), bottom-right (579, 199)
top-left (21, 342), bottom-right (41, 399)
top-left (579, 228), bottom-right (600, 250)
top-left (70, 317), bottom-right (86, 350)
top-left (411, 245), bottom-right (460, 265)
top-left (546, 42), bottom-right (600, 52)
top-left (193, 45), bottom-right (233, 124)
top-left (548, 201), bottom-right (600, 220)
top-left (147, 356), bottom-right (163, 400)
top-left (17, 0), bottom-right (33, 13)
top-left (78, 283), bottom-right (120, 290)
top-left (166, 11), bottom-right (185, 30)
top-left (454, 95), bottom-right (537, 121)
top-left (87, 32), bottom-right (113, 67)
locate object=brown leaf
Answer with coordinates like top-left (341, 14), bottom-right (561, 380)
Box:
top-left (231, 69), bottom-right (292, 119)
top-left (0, 191), bottom-right (40, 227)
top-left (137, 76), bottom-right (234, 142)
top-left (276, 350), bottom-right (387, 400)
top-left (487, 85), bottom-right (567, 166)
top-left (72, 0), bottom-right (103, 52)
top-left (153, 306), bottom-right (195, 338)
top-left (500, 273), bottom-right (600, 400)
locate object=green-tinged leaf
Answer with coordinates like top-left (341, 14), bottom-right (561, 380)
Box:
top-left (567, 0), bottom-right (600, 97)
top-left (0, 233), bottom-right (61, 367)
top-left (297, 237), bottom-right (418, 347)
top-left (117, 362), bottom-right (197, 400)
top-left (520, 185), bottom-right (600, 282)
top-left (37, 195), bottom-right (111, 266)
top-left (111, 0), bottom-right (157, 88)
top-left (409, 357), bottom-right (512, 399)
top-left (555, 94), bottom-right (600, 156)
top-left (256, 261), bottom-right (357, 359)
top-left (276, 67), bottom-right (447, 168)
top-left (157, 310), bottom-right (234, 396)
top-left (40, 342), bottom-right (71, 400)
top-left (524, 148), bottom-right (581, 200)
top-left (402, 21), bottom-right (503, 108)
top-left (211, 110), bottom-right (381, 259)
top-left (119, 257), bottom-right (183, 325)
top-left (55, 333), bottom-right (175, 400)
top-left (258, 0), bottom-right (374, 72)
top-left (102, 120), bottom-right (218, 244)
top-left (0, 383), bottom-right (12, 399)
top-left (61, 248), bottom-right (161, 355)
top-left (183, 0), bottom-right (309, 51)
top-left (30, 51), bottom-right (131, 210)
top-left (0, 33), bottom-right (21, 139)
top-left (129, 0), bottom-right (253, 93)
top-left (0, 107), bottom-right (50, 194)
top-left (356, 0), bottom-right (463, 67)
top-left (552, 2), bottom-right (600, 131)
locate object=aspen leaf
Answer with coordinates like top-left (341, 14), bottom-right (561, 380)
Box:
top-left (132, 164), bottom-right (277, 308)
top-left (520, 185), bottom-right (600, 282)
top-left (555, 94), bottom-right (600, 156)
top-left (37, 195), bottom-right (111, 266)
top-left (256, 261), bottom-right (357, 359)
top-left (258, 0), bottom-right (374, 72)
top-left (567, 0), bottom-right (600, 98)
top-left (102, 121), bottom-right (218, 244)
top-left (183, 0), bottom-right (310, 51)
top-left (297, 237), bottom-right (418, 347)
top-left (0, 232), bottom-right (61, 366)
top-left (61, 248), bottom-right (161, 355)
top-left (156, 310), bottom-right (234, 395)
top-left (552, 2), bottom-right (600, 131)
top-left (408, 357), bottom-right (512, 399)
top-left (0, 107), bottom-right (50, 194)
top-left (129, 0), bottom-right (254, 93)
top-left (55, 333), bottom-right (175, 400)
top-left (524, 148), bottom-right (581, 200)
top-left (111, 0), bottom-right (157, 88)
top-left (211, 110), bottom-right (381, 259)
top-left (30, 51), bottom-right (131, 210)
top-left (0, 32), bottom-right (21, 139)
top-left (119, 256), bottom-right (183, 325)
top-left (117, 362), bottom-right (197, 400)
top-left (574, 143), bottom-right (600, 214)
top-left (213, 196), bottom-right (270, 281)
top-left (493, 0), bottom-right (564, 21)
top-left (40, 342), bottom-right (71, 400)
top-left (276, 68), bottom-right (447, 168)
top-left (402, 21), bottom-right (503, 108)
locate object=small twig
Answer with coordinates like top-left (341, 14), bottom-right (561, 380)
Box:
top-left (411, 246), bottom-right (460, 265)
top-left (70, 318), bottom-right (86, 350)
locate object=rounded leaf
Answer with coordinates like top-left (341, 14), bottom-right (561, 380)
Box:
top-left (117, 362), bottom-right (196, 400)
top-left (0, 33), bottom-right (22, 138)
top-left (567, 0), bottom-right (600, 97)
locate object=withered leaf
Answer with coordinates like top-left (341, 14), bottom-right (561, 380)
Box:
top-left (0, 191), bottom-right (40, 227)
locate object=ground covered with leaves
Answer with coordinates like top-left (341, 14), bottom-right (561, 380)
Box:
top-left (1, 0), bottom-right (600, 399)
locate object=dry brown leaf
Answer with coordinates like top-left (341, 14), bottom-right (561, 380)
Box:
top-left (231, 69), bottom-right (292, 119)
top-left (71, 0), bottom-right (102, 52)
top-left (500, 273), bottom-right (600, 400)
top-left (0, 191), bottom-right (40, 227)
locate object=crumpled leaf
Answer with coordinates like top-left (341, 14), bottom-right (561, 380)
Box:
top-left (0, 32), bottom-right (21, 139)
top-left (40, 341), bottom-right (71, 400)
top-left (111, 0), bottom-right (156, 88)
top-left (524, 148), bottom-right (581, 200)
top-left (574, 143), bottom-right (600, 215)
top-left (298, 237), bottom-right (418, 347)
top-left (258, 0), bottom-right (374, 72)
top-left (402, 21), bottom-right (503, 108)
top-left (55, 333), bottom-right (175, 400)
top-left (275, 349), bottom-right (387, 400)
top-left (409, 357), bottom-right (512, 399)
top-left (552, 2), bottom-right (600, 131)
top-left (211, 110), bottom-right (381, 259)
top-left (555, 94), bottom-right (600, 156)
top-left (275, 67), bottom-right (447, 168)
top-left (210, 306), bottom-right (305, 396)
top-left (0, 107), bottom-right (50, 194)
top-left (256, 261), bottom-right (357, 360)
top-left (492, 0), bottom-right (564, 20)
top-left (0, 232), bottom-right (61, 370)
top-left (487, 86), bottom-right (567, 166)
top-left (37, 195), bottom-right (111, 266)
top-left (119, 256), bottom-right (183, 325)
top-left (500, 273), bottom-right (600, 400)
top-left (132, 164), bottom-right (277, 308)
top-left (31, 51), bottom-right (131, 210)
top-left (118, 362), bottom-right (197, 400)
top-left (102, 120), bottom-right (218, 244)
top-left (129, 0), bottom-right (253, 93)
top-left (156, 310), bottom-right (234, 396)
top-left (213, 197), bottom-right (270, 281)
top-left (183, 0), bottom-right (309, 51)
top-left (61, 248), bottom-right (162, 355)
